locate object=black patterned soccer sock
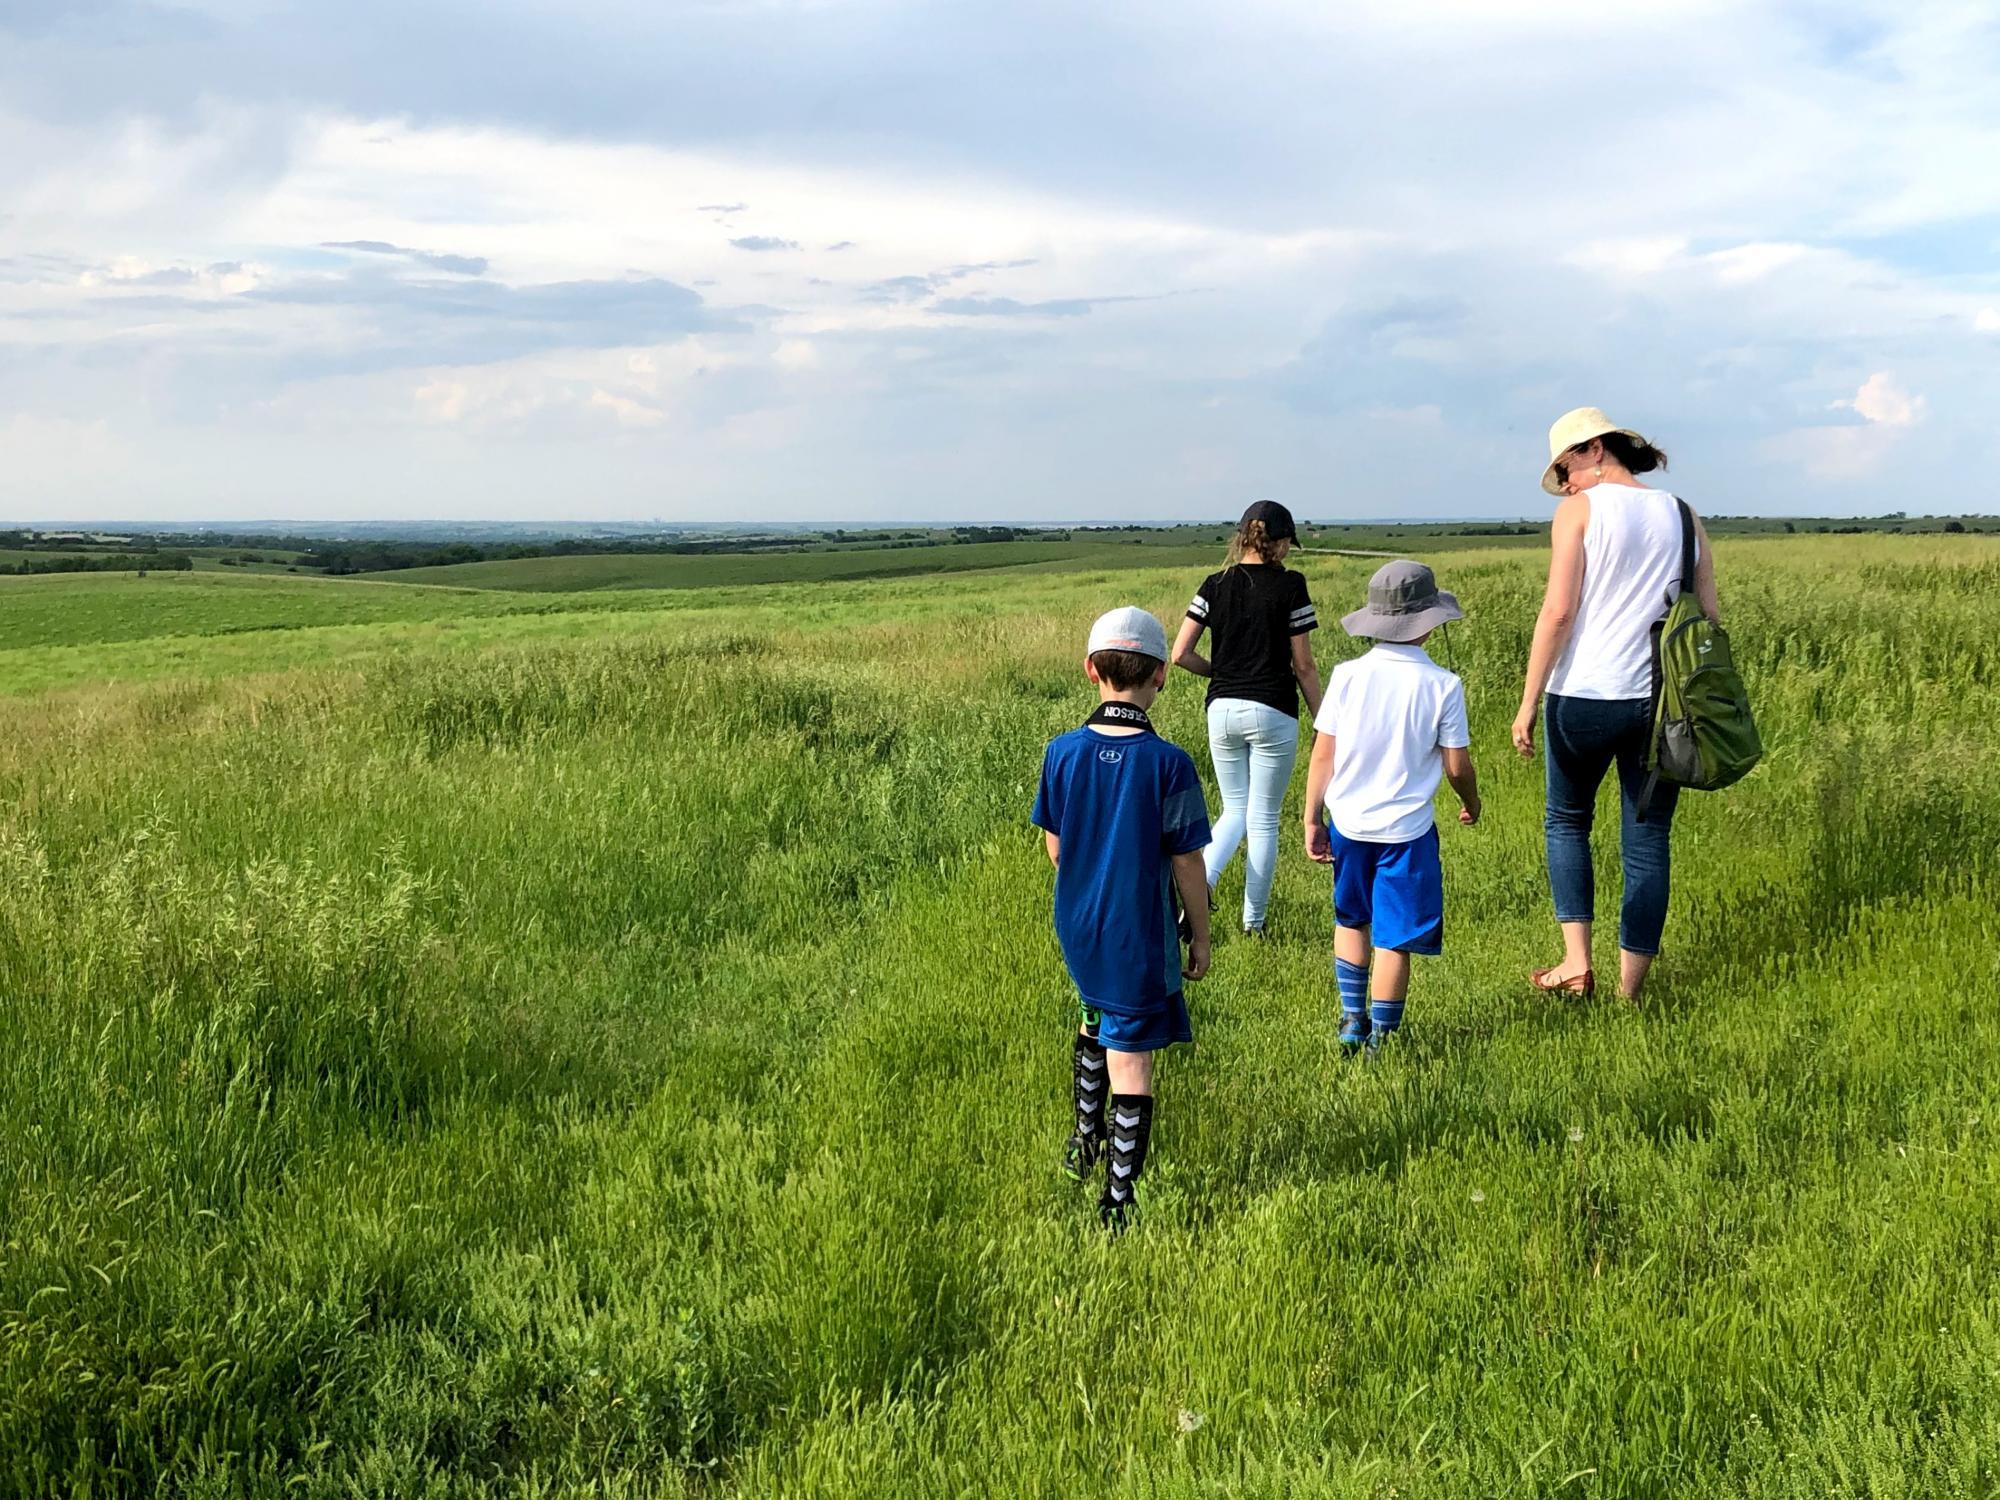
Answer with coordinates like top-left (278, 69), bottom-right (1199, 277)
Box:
top-left (1098, 1092), bottom-right (1155, 1229)
top-left (1065, 1030), bottom-right (1109, 1177)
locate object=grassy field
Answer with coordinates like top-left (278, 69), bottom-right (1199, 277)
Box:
top-left (3, 535), bottom-right (1999, 1496)
top-left (366, 539), bottom-right (1233, 591)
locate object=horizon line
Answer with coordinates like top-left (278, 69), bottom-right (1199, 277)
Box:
top-left (12, 511), bottom-right (1992, 531)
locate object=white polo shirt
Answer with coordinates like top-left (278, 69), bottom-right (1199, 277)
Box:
top-left (1316, 641), bottom-right (1470, 844)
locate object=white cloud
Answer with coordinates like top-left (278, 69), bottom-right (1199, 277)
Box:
top-left (771, 338), bottom-right (819, 371)
top-left (1703, 241), bottom-right (1811, 285)
top-left (1565, 238), bottom-right (1689, 278)
top-left (5, 2), bottom-right (2000, 520)
top-left (589, 388), bottom-right (666, 427)
top-left (414, 379), bottom-right (470, 423)
top-left (1766, 421), bottom-right (1906, 483)
top-left (1768, 371), bottom-right (1930, 482)
top-left (1836, 371), bottom-right (1925, 427)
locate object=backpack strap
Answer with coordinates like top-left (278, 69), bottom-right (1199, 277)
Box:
top-left (1675, 497), bottom-right (1697, 595)
top-left (1639, 498), bottom-right (1697, 827)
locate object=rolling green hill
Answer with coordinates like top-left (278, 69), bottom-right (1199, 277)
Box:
top-left (363, 538), bottom-right (1232, 591)
top-left (4, 534), bottom-right (2000, 1493)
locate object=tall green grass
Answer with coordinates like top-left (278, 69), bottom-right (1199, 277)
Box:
top-left (2, 536), bottom-right (1998, 1496)
top-left (364, 539), bottom-right (1231, 592)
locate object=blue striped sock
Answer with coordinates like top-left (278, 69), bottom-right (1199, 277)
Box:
top-left (1369, 999), bottom-right (1405, 1041)
top-left (1335, 957), bottom-right (1369, 1035)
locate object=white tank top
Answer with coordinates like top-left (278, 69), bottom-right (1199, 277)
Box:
top-left (1545, 485), bottom-right (1695, 701)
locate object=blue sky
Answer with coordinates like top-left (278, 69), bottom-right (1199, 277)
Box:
top-left (2, 0), bottom-right (1996, 523)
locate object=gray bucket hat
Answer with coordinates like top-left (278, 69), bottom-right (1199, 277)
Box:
top-left (1340, 559), bottom-right (1464, 641)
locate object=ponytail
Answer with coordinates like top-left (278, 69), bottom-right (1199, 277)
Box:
top-left (1599, 431), bottom-right (1669, 477)
top-left (1224, 518), bottom-right (1281, 570)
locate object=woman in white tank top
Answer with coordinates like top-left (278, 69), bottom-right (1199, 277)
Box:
top-left (1510, 409), bottom-right (1721, 1002)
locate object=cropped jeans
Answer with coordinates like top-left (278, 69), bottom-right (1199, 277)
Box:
top-left (1544, 693), bottom-right (1680, 956)
top-left (1204, 698), bottom-right (1301, 930)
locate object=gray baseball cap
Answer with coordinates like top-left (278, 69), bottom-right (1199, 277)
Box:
top-left (1086, 605), bottom-right (1170, 662)
top-left (1340, 559), bottom-right (1464, 641)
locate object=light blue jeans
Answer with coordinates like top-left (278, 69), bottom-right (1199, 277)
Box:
top-left (1203, 698), bottom-right (1301, 930)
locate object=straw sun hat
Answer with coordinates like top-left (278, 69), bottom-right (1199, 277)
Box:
top-left (1540, 407), bottom-right (1652, 497)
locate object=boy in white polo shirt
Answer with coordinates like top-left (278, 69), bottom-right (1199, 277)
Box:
top-left (1301, 560), bottom-right (1481, 1052)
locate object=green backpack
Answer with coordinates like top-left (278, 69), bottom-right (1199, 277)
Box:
top-left (1639, 500), bottom-right (1763, 819)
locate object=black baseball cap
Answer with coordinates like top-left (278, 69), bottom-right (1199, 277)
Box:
top-left (1239, 500), bottom-right (1298, 542)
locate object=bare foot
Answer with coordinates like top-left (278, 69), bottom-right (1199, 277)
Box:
top-left (1618, 950), bottom-right (1656, 1001)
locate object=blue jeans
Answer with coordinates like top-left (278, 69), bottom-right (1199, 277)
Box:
top-left (1544, 693), bottom-right (1679, 956)
top-left (1204, 698), bottom-right (1300, 929)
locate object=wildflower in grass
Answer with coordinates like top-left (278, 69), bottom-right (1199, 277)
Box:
top-left (1568, 1125), bottom-right (1585, 1143)
top-left (1470, 1189), bottom-right (1486, 1204)
top-left (1177, 1408), bottom-right (1205, 1434)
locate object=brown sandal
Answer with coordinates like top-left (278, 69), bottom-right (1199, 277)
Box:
top-left (1531, 966), bottom-right (1596, 996)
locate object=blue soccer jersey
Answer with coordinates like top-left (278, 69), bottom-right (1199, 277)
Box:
top-left (1031, 726), bottom-right (1211, 1017)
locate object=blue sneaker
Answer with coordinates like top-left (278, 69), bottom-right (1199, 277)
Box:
top-left (1338, 1011), bottom-right (1369, 1053)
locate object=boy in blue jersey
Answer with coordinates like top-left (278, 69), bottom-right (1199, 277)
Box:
top-left (1031, 606), bottom-right (1213, 1229)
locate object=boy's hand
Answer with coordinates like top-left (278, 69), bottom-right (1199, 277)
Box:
top-left (1183, 937), bottom-right (1211, 982)
top-left (1459, 795), bottom-right (1482, 826)
top-left (1304, 818), bottom-right (1333, 864)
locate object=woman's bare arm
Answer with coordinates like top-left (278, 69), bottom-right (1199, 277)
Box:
top-left (1693, 513), bottom-right (1720, 621)
top-left (1512, 495), bottom-right (1589, 756)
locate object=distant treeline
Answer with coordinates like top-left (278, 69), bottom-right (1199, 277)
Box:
top-left (2, 530), bottom-right (189, 553)
top-left (6, 514), bottom-right (1990, 582)
top-left (309, 525), bottom-right (1067, 575)
top-left (0, 553), bottom-right (193, 576)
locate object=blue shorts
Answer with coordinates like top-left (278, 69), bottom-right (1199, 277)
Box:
top-left (1082, 994), bottom-right (1193, 1054)
top-left (1331, 823), bottom-right (1444, 955)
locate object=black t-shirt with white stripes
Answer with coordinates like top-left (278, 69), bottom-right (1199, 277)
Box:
top-left (1186, 563), bottom-right (1318, 719)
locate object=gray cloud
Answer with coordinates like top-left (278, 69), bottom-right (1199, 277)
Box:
top-left (120, 265), bottom-right (197, 286)
top-left (0, 0), bottom-right (215, 43)
top-left (7, 271), bottom-right (731, 385)
top-left (322, 240), bottom-right (488, 275)
top-left (417, 252), bottom-right (488, 275)
top-left (933, 295), bottom-right (1113, 318)
top-left (728, 235), bottom-right (799, 252)
top-left (1344, 295), bottom-right (1470, 340)
top-left (946, 258), bottom-right (1037, 277)
top-left (862, 257), bottom-right (1040, 303)
top-left (0, 251), bottom-right (85, 282)
top-left (0, 269), bottom-right (745, 403)
top-left (4, 2), bottom-right (1999, 521)
top-left (248, 271), bottom-right (729, 363)
top-left (862, 274), bottom-right (935, 304)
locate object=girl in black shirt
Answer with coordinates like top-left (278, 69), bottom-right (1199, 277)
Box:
top-left (1171, 501), bottom-right (1324, 936)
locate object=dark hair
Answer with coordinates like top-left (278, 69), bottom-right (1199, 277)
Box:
top-left (1600, 431), bottom-right (1669, 475)
top-left (1089, 649), bottom-right (1162, 691)
top-left (1557, 431), bottom-right (1670, 486)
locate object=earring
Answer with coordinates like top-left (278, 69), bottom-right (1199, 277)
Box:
top-left (1594, 465), bottom-right (1604, 480)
